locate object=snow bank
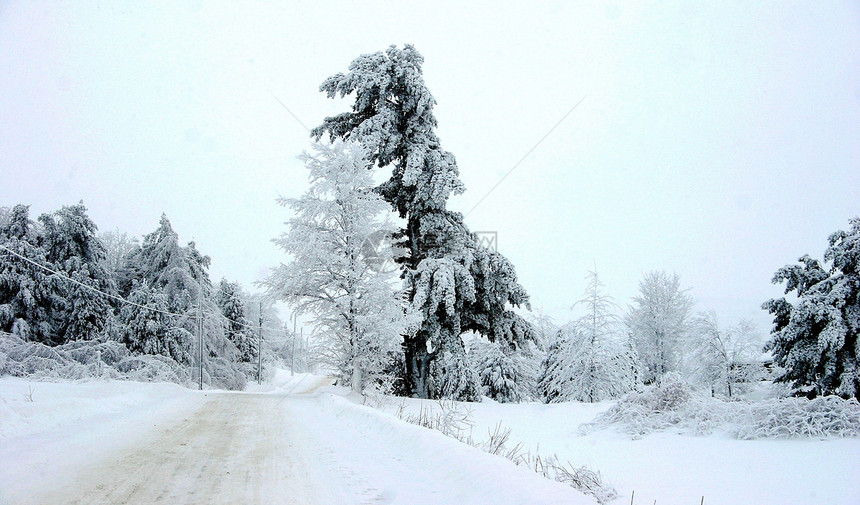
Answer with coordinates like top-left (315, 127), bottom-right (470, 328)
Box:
top-left (306, 389), bottom-right (597, 505)
top-left (0, 377), bottom-right (206, 504)
top-left (0, 376), bottom-right (200, 440)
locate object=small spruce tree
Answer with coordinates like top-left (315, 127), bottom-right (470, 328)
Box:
top-left (215, 279), bottom-right (256, 364)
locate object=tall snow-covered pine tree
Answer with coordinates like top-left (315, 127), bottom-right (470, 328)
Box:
top-left (215, 279), bottom-right (256, 364)
top-left (311, 44), bottom-right (534, 399)
top-left (118, 215), bottom-right (211, 364)
top-left (38, 203), bottom-right (114, 344)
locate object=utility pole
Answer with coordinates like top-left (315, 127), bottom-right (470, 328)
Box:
top-left (197, 282), bottom-right (203, 390)
top-left (257, 300), bottom-right (263, 385)
top-left (291, 316), bottom-right (297, 377)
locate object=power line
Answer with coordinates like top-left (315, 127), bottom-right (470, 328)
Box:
top-left (0, 243), bottom-right (187, 319)
top-left (272, 92), bottom-right (310, 132)
top-left (465, 94), bottom-right (587, 217)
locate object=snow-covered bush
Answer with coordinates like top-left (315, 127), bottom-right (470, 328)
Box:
top-left (0, 333), bottom-right (246, 390)
top-left (580, 373), bottom-right (705, 438)
top-left (402, 398), bottom-right (475, 438)
top-left (581, 373), bottom-right (860, 439)
top-left (430, 350), bottom-right (481, 402)
top-left (0, 333), bottom-right (185, 383)
top-left (522, 453), bottom-right (617, 505)
top-left (648, 372), bottom-right (692, 410)
top-left (197, 356), bottom-right (247, 391)
top-left (734, 396), bottom-right (860, 439)
top-left (112, 354), bottom-right (190, 384)
top-left (471, 340), bottom-right (530, 403)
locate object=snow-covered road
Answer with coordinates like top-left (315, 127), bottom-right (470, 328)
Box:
top-left (32, 393), bottom-right (332, 505)
top-left (1, 376), bottom-right (592, 505)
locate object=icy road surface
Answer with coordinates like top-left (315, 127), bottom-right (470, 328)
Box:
top-left (0, 375), bottom-right (591, 505)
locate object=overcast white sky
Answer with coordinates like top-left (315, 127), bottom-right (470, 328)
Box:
top-left (1, 1), bottom-right (858, 332)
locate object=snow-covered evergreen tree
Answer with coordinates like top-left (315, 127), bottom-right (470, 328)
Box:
top-left (38, 203), bottom-right (114, 344)
top-left (117, 215), bottom-right (212, 364)
top-left (215, 279), bottom-right (256, 364)
top-left (520, 309), bottom-right (558, 397)
top-left (120, 280), bottom-right (192, 364)
top-left (471, 339), bottom-right (530, 402)
top-left (763, 218), bottom-right (860, 399)
top-left (0, 205), bottom-right (55, 342)
top-left (118, 214), bottom-right (211, 312)
top-left (537, 271), bottom-right (631, 403)
top-left (312, 44), bottom-right (534, 399)
top-left (536, 328), bottom-right (571, 403)
top-left (264, 141), bottom-right (412, 393)
top-left (430, 349), bottom-right (482, 401)
top-left (626, 271), bottom-right (694, 385)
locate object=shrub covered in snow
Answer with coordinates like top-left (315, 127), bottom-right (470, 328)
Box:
top-left (471, 340), bottom-right (531, 403)
top-left (430, 350), bottom-right (482, 402)
top-left (522, 453), bottom-right (617, 505)
top-left (0, 333), bottom-right (246, 390)
top-left (581, 373), bottom-right (860, 439)
top-left (734, 396), bottom-right (860, 439)
top-left (1, 333), bottom-right (187, 383)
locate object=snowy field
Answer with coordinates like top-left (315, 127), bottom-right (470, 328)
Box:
top-left (1, 372), bottom-right (858, 505)
top-left (381, 395), bottom-right (860, 505)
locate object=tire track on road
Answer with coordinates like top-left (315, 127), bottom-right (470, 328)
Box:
top-left (24, 394), bottom-right (329, 505)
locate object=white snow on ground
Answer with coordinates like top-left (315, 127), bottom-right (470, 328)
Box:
top-left (0, 373), bottom-right (593, 505)
top-left (0, 378), bottom-right (207, 504)
top-left (383, 396), bottom-right (860, 505)
top-left (4, 372), bottom-right (858, 505)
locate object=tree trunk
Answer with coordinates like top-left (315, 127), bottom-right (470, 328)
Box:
top-left (403, 333), bottom-right (433, 398)
top-left (726, 368), bottom-right (733, 399)
top-left (402, 215), bottom-right (434, 398)
top-left (352, 358), bottom-right (363, 394)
